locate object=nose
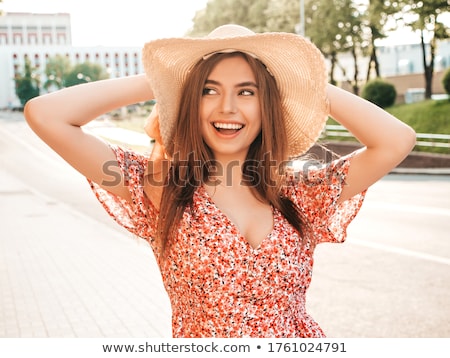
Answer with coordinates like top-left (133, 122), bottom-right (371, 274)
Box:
top-left (220, 91), bottom-right (237, 114)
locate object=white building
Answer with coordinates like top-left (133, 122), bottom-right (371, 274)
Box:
top-left (330, 39), bottom-right (450, 85)
top-left (377, 40), bottom-right (450, 76)
top-left (0, 12), bottom-right (142, 108)
top-left (0, 12), bottom-right (72, 46)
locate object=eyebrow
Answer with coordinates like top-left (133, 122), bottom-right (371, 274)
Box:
top-left (205, 79), bottom-right (258, 88)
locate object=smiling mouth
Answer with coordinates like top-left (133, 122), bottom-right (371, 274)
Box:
top-left (213, 122), bottom-right (244, 134)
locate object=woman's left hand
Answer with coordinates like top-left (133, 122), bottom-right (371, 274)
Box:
top-left (143, 104), bottom-right (170, 207)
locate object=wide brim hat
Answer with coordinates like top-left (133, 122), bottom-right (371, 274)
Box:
top-left (142, 24), bottom-right (329, 158)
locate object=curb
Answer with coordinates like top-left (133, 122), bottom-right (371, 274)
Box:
top-left (391, 167), bottom-right (450, 175)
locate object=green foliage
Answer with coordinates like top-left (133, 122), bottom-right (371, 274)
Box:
top-left (386, 100), bottom-right (450, 135)
top-left (13, 54), bottom-right (110, 106)
top-left (386, 99), bottom-right (450, 153)
top-left (190, 0), bottom-right (369, 92)
top-left (402, 0), bottom-right (450, 98)
top-left (189, 0), bottom-right (270, 36)
top-left (189, 0), bottom-right (448, 96)
top-left (43, 55), bottom-right (110, 89)
top-left (44, 54), bottom-right (72, 90)
top-left (303, 0), bottom-right (366, 91)
top-left (361, 79), bottom-right (396, 108)
top-left (265, 0), bottom-right (300, 33)
top-left (442, 67), bottom-right (450, 96)
top-left (327, 98), bottom-right (450, 154)
top-left (64, 61), bottom-right (109, 87)
top-left (364, 0), bottom-right (404, 80)
top-left (14, 57), bottom-right (40, 106)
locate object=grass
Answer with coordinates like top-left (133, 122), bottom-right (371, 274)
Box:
top-left (386, 99), bottom-right (450, 135)
top-left (384, 99), bottom-right (450, 154)
top-left (326, 98), bottom-right (450, 154)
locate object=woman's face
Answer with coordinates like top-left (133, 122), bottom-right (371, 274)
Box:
top-left (200, 55), bottom-right (262, 161)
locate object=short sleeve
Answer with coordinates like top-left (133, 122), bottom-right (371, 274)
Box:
top-left (286, 154), bottom-right (366, 245)
top-left (87, 145), bottom-right (157, 241)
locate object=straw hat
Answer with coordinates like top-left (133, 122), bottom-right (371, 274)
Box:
top-left (142, 24), bottom-right (329, 158)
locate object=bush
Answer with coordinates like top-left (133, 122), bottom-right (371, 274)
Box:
top-left (361, 79), bottom-right (397, 108)
top-left (442, 67), bottom-right (450, 97)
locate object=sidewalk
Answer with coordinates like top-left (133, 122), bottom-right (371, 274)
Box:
top-left (0, 167), bottom-right (171, 338)
top-left (85, 116), bottom-right (152, 149)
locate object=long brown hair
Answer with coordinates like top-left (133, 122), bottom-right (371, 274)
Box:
top-left (156, 52), bottom-right (308, 256)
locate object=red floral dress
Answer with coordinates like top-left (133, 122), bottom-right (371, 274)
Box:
top-left (89, 145), bottom-right (365, 338)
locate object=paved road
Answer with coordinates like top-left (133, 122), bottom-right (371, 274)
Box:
top-left (1, 112), bottom-right (449, 338)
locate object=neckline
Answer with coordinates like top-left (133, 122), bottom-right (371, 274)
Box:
top-left (199, 186), bottom-right (276, 252)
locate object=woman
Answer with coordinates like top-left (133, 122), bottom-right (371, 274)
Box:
top-left (24, 24), bottom-right (416, 337)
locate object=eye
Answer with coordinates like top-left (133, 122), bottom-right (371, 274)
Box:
top-left (239, 89), bottom-right (255, 96)
top-left (202, 87), bottom-right (217, 96)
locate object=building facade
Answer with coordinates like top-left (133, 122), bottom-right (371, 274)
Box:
top-left (332, 40), bottom-right (450, 85)
top-left (0, 13), bottom-right (143, 108)
top-left (0, 12), bottom-right (72, 46)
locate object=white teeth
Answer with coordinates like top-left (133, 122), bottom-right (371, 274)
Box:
top-left (213, 122), bottom-right (243, 130)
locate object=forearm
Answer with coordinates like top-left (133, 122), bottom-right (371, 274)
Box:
top-left (326, 83), bottom-right (416, 152)
top-left (326, 84), bottom-right (416, 202)
top-left (25, 74), bottom-right (153, 128)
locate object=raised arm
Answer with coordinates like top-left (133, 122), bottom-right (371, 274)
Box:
top-left (24, 74), bottom-right (154, 202)
top-left (326, 84), bottom-right (416, 203)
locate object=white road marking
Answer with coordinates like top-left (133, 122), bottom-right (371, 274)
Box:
top-left (351, 239), bottom-right (450, 266)
top-left (364, 201), bottom-right (450, 217)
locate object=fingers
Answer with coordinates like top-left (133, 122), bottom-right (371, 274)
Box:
top-left (144, 103), bottom-right (163, 144)
top-left (145, 139), bottom-right (170, 196)
top-left (150, 140), bottom-right (166, 162)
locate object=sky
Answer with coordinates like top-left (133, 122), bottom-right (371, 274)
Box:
top-left (2, 0), bottom-right (210, 46)
top-left (3, 0), bottom-right (449, 47)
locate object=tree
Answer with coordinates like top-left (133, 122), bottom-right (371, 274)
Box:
top-left (14, 57), bottom-right (40, 106)
top-left (265, 0), bottom-right (300, 33)
top-left (189, 0), bottom-right (270, 36)
top-left (442, 66), bottom-right (450, 96)
top-left (44, 56), bottom-right (109, 90)
top-left (64, 61), bottom-right (109, 87)
top-left (364, 0), bottom-right (403, 80)
top-left (338, 0), bottom-right (366, 95)
top-left (305, 0), bottom-right (365, 92)
top-left (305, 0), bottom-right (341, 84)
top-left (189, 0), bottom-right (404, 93)
top-left (403, 0), bottom-right (450, 99)
top-left (43, 54), bottom-right (72, 91)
